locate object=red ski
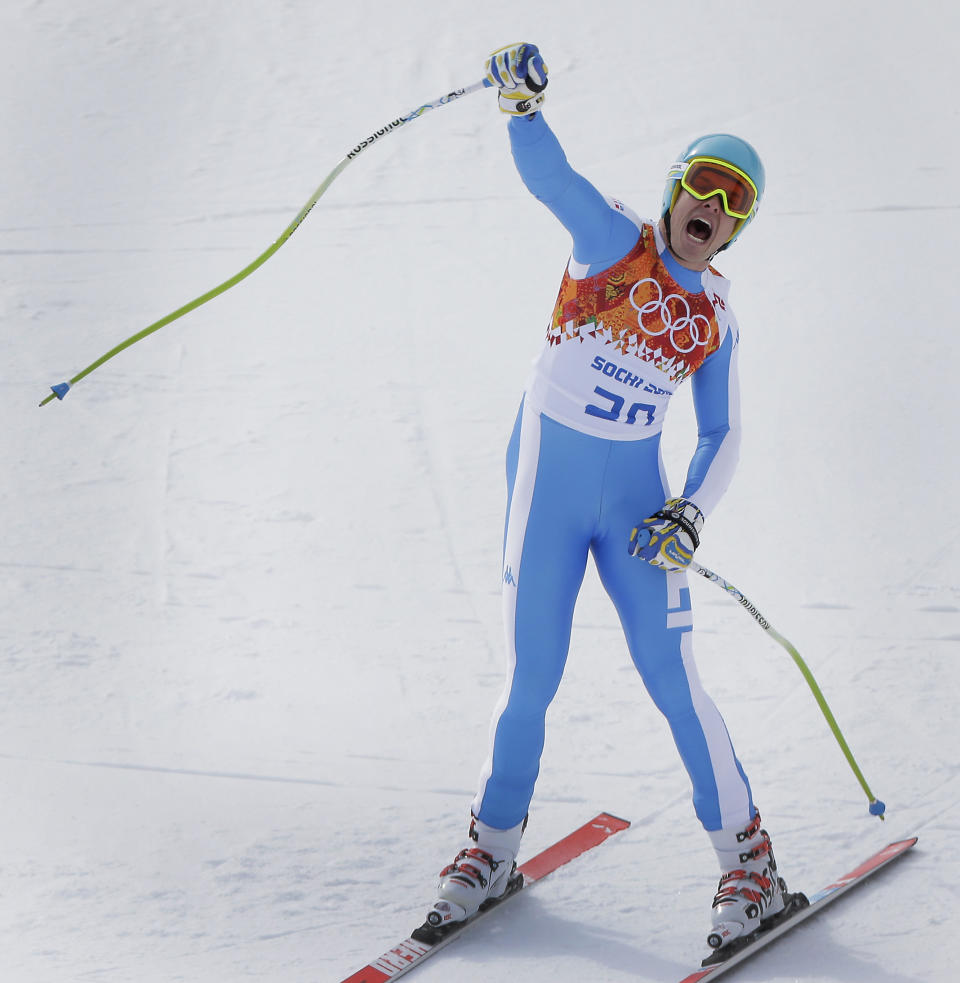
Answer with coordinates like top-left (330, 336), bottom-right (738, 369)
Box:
top-left (338, 812), bottom-right (630, 983)
top-left (678, 836), bottom-right (918, 982)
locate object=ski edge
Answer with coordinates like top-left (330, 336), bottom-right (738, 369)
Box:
top-left (677, 836), bottom-right (919, 983)
top-left (338, 811), bottom-right (630, 983)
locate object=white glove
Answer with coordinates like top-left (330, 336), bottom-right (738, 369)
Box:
top-left (484, 42), bottom-right (548, 116)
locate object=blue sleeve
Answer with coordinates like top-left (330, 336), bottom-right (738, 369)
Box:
top-left (681, 326), bottom-right (742, 516)
top-left (507, 114), bottom-right (638, 270)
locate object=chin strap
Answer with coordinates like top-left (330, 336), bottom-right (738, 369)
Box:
top-left (661, 210), bottom-right (675, 252)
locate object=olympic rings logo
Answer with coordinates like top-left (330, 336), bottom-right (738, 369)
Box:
top-left (628, 278), bottom-right (712, 353)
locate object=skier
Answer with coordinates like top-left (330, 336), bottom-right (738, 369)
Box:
top-left (425, 43), bottom-right (790, 953)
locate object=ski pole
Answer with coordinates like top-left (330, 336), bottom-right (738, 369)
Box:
top-left (39, 78), bottom-right (492, 407)
top-left (689, 560), bottom-right (887, 821)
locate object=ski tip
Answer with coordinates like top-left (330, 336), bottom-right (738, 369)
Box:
top-left (51, 382), bottom-right (71, 401)
top-left (869, 799), bottom-right (887, 819)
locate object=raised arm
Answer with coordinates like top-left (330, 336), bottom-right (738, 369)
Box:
top-left (485, 43), bottom-right (638, 272)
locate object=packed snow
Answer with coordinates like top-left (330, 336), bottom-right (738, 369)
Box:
top-left (2, 1), bottom-right (958, 980)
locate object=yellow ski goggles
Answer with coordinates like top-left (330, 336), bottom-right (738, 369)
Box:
top-left (673, 156), bottom-right (759, 221)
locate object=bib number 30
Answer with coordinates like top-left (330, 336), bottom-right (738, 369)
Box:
top-left (585, 386), bottom-right (656, 426)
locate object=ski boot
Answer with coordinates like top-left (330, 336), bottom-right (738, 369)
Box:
top-left (706, 812), bottom-right (796, 954)
top-left (418, 815), bottom-right (525, 940)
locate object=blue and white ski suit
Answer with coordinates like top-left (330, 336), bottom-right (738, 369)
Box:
top-left (471, 113), bottom-right (754, 834)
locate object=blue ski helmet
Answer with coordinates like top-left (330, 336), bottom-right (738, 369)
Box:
top-left (661, 133), bottom-right (765, 249)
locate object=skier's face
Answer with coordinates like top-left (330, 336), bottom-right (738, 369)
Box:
top-left (664, 190), bottom-right (738, 270)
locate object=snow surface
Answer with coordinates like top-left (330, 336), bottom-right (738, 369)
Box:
top-left (3, 1), bottom-right (959, 980)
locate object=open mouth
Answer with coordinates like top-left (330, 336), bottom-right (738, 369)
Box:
top-left (687, 217), bottom-right (713, 242)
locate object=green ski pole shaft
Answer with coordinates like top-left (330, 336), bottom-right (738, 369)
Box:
top-left (689, 560), bottom-right (886, 820)
top-left (40, 78), bottom-right (491, 407)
